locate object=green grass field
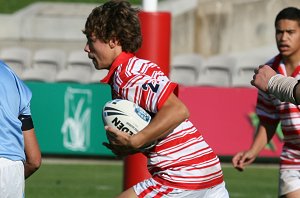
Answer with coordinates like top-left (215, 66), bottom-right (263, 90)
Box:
top-left (0, 0), bottom-right (141, 14)
top-left (26, 159), bottom-right (123, 198)
top-left (26, 160), bottom-right (279, 198)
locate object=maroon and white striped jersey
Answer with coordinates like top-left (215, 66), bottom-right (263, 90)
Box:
top-left (256, 54), bottom-right (300, 170)
top-left (101, 52), bottom-right (224, 190)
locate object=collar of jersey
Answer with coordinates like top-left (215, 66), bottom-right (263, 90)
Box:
top-left (101, 52), bottom-right (135, 83)
top-left (272, 54), bottom-right (300, 77)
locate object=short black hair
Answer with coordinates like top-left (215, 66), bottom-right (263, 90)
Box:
top-left (275, 7), bottom-right (300, 26)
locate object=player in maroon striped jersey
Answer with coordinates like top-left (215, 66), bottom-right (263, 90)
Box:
top-left (233, 7), bottom-right (300, 198)
top-left (83, 0), bottom-right (229, 197)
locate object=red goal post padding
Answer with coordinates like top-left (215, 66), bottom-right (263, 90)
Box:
top-left (123, 11), bottom-right (171, 190)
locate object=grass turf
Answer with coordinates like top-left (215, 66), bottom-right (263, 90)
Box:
top-left (223, 164), bottom-right (278, 198)
top-left (26, 161), bottom-right (123, 198)
top-left (0, 0), bottom-right (141, 14)
top-left (25, 161), bottom-right (279, 198)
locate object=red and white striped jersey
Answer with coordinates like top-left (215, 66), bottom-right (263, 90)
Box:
top-left (101, 52), bottom-right (224, 190)
top-left (256, 54), bottom-right (300, 170)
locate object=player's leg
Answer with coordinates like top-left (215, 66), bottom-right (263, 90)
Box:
top-left (131, 177), bottom-right (229, 198)
top-left (177, 181), bottom-right (229, 198)
top-left (279, 169), bottom-right (300, 198)
top-left (205, 182), bottom-right (229, 198)
top-left (282, 189), bottom-right (300, 198)
top-left (116, 187), bottom-right (138, 198)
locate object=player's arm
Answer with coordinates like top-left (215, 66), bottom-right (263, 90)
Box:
top-left (295, 83), bottom-right (300, 104)
top-left (130, 92), bottom-right (189, 148)
top-left (232, 120), bottom-right (277, 171)
top-left (105, 92), bottom-right (189, 149)
top-left (24, 128), bottom-right (42, 179)
top-left (252, 65), bottom-right (300, 104)
top-left (248, 121), bottom-right (277, 156)
top-left (19, 115), bottom-right (41, 179)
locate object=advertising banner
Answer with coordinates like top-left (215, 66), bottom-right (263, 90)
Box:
top-left (179, 86), bottom-right (283, 158)
top-left (26, 82), bottom-right (282, 158)
top-left (27, 82), bottom-right (113, 156)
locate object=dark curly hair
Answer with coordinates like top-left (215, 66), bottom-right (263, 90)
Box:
top-left (83, 0), bottom-right (142, 53)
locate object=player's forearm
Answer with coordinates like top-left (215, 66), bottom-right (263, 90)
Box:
top-left (24, 160), bottom-right (41, 179)
top-left (249, 130), bottom-right (269, 156)
top-left (295, 83), bottom-right (300, 104)
top-left (249, 124), bottom-right (277, 156)
top-left (268, 74), bottom-right (299, 104)
top-left (23, 128), bottom-right (42, 179)
top-left (130, 95), bottom-right (189, 149)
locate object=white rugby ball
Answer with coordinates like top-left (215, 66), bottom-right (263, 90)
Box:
top-left (102, 99), bottom-right (151, 136)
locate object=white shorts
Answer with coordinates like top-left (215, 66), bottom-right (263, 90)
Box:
top-left (279, 169), bottom-right (300, 196)
top-left (0, 158), bottom-right (24, 198)
top-left (133, 177), bottom-right (229, 198)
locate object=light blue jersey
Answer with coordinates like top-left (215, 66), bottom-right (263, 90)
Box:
top-left (0, 61), bottom-right (32, 161)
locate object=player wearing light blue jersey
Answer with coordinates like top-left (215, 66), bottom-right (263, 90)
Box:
top-left (0, 60), bottom-right (41, 197)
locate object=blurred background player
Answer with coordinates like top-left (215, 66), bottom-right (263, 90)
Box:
top-left (232, 7), bottom-right (300, 198)
top-left (83, 0), bottom-right (229, 197)
top-left (0, 60), bottom-right (41, 197)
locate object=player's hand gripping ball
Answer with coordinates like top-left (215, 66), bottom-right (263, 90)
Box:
top-left (102, 99), bottom-right (156, 152)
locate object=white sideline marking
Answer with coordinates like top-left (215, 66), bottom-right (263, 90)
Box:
top-left (42, 158), bottom-right (122, 165)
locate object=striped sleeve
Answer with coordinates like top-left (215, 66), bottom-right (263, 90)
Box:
top-left (117, 59), bottom-right (178, 113)
top-left (256, 90), bottom-right (280, 124)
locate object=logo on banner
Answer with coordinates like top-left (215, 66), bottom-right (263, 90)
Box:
top-left (61, 87), bottom-right (92, 151)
